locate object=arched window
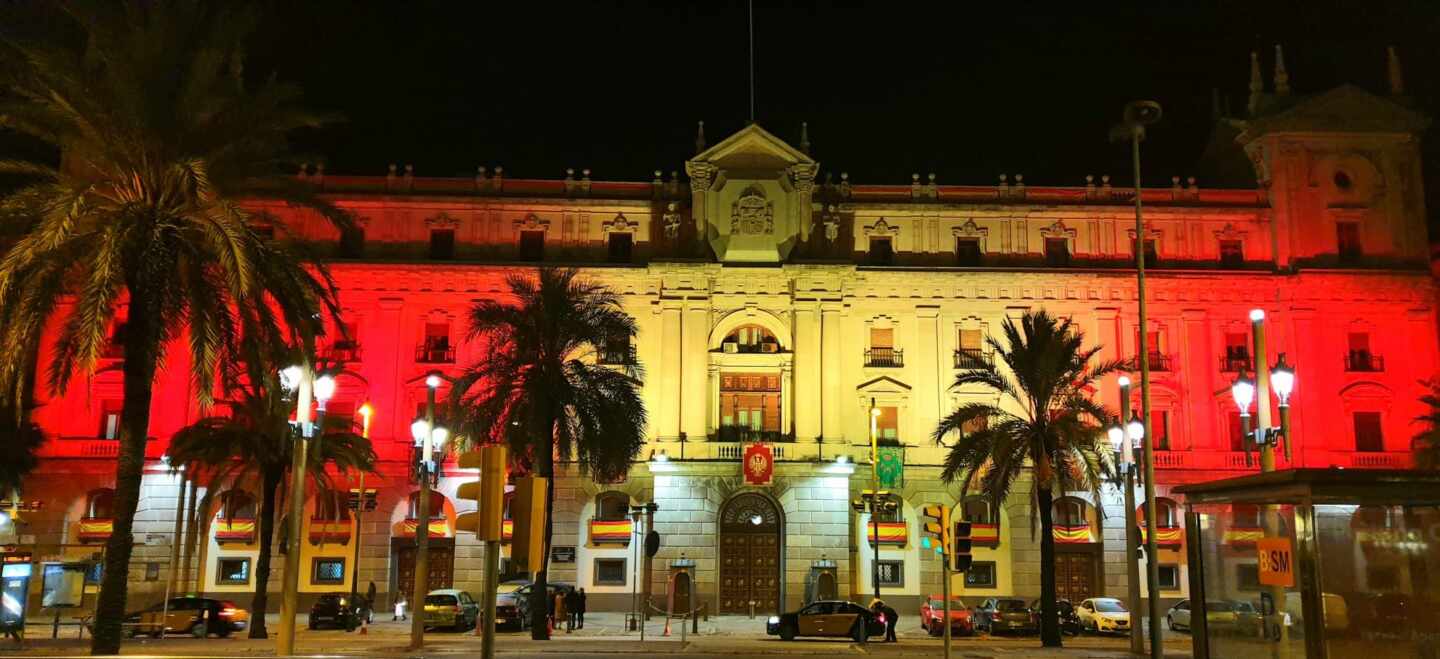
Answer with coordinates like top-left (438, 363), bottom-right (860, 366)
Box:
top-left (1352, 505), bottom-right (1395, 530)
top-left (1052, 497), bottom-right (1088, 527)
top-left (313, 491), bottom-right (351, 521)
top-left (218, 491), bottom-right (257, 520)
top-left (961, 496), bottom-right (994, 525)
top-left (407, 490), bottom-right (446, 520)
top-left (722, 324), bottom-right (780, 353)
top-left (595, 492), bottom-right (630, 522)
top-left (1233, 504), bottom-right (1262, 528)
top-left (85, 489), bottom-right (115, 519)
top-left (1154, 498), bottom-right (1180, 528)
top-left (874, 494), bottom-right (904, 523)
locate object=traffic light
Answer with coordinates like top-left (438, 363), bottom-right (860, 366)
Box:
top-left (510, 476), bottom-right (548, 573)
top-left (920, 504), bottom-right (948, 554)
top-left (455, 445), bottom-right (507, 541)
top-left (952, 521), bottom-right (973, 572)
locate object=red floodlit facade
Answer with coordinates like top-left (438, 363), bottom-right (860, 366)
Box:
top-left (8, 69), bottom-right (1438, 613)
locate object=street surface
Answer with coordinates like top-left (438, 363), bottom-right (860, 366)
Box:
top-left (3, 612), bottom-right (1192, 657)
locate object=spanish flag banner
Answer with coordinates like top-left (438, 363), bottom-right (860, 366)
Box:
top-left (589, 519), bottom-right (633, 545)
top-left (865, 521), bottom-right (908, 546)
top-left (1223, 528), bottom-right (1264, 546)
top-left (1141, 526), bottom-right (1184, 547)
top-left (1053, 525), bottom-right (1092, 543)
top-left (214, 518), bottom-right (257, 544)
top-left (398, 518), bottom-right (449, 538)
top-left (78, 518), bottom-right (114, 543)
top-left (971, 523), bottom-right (1001, 546)
top-left (308, 520), bottom-right (352, 546)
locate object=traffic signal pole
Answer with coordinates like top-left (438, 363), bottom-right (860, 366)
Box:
top-left (941, 506), bottom-right (951, 659)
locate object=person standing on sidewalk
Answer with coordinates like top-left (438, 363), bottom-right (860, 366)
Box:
top-left (553, 589), bottom-right (569, 633)
top-left (576, 588), bottom-right (587, 629)
top-left (564, 588), bottom-right (580, 631)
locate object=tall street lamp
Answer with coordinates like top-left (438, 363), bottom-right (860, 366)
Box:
top-left (277, 364), bottom-right (313, 656)
top-left (348, 402), bottom-right (374, 630)
top-left (1107, 376), bottom-right (1145, 655)
top-left (409, 372), bottom-right (445, 651)
top-left (1112, 99), bottom-right (1164, 659)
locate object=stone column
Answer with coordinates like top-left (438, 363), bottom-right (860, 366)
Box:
top-left (659, 303), bottom-right (683, 439)
top-left (781, 363), bottom-right (794, 436)
top-left (789, 164), bottom-right (817, 242)
top-left (913, 306), bottom-right (942, 440)
top-left (708, 365), bottom-right (721, 434)
top-left (821, 304), bottom-right (844, 442)
top-left (681, 303), bottom-right (710, 441)
top-left (372, 297), bottom-right (405, 440)
top-left (1180, 309), bottom-right (1210, 451)
top-left (793, 304), bottom-right (822, 441)
top-left (684, 162), bottom-right (715, 240)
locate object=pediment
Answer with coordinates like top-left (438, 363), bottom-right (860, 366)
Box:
top-left (856, 375), bottom-right (911, 393)
top-left (692, 124), bottom-right (813, 171)
top-left (1243, 84), bottom-right (1430, 139)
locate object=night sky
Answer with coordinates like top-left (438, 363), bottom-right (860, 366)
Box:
top-left (245, 0), bottom-right (1440, 195)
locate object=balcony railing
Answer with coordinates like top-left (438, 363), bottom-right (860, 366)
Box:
top-left (598, 345), bottom-right (637, 365)
top-left (954, 348), bottom-right (992, 369)
top-left (715, 426), bottom-right (790, 444)
top-left (1219, 355), bottom-right (1252, 372)
top-left (325, 342), bottom-right (362, 363)
top-left (1344, 351), bottom-right (1384, 372)
top-left (712, 441), bottom-right (790, 461)
top-left (1137, 352), bottom-right (1172, 371)
top-left (865, 347), bottom-right (904, 368)
top-left (719, 341), bottom-right (782, 354)
top-left (415, 344), bottom-right (456, 364)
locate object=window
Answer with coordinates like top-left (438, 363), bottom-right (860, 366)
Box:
top-left (419, 322), bottom-right (453, 363)
top-left (98, 400), bottom-right (123, 439)
top-left (1346, 332), bottom-right (1381, 371)
top-left (1150, 410), bottom-right (1170, 451)
top-left (956, 328), bottom-right (986, 368)
top-left (145, 562), bottom-right (161, 582)
top-left (1133, 237), bottom-right (1158, 266)
top-left (955, 237), bottom-right (982, 266)
top-left (340, 227), bottom-right (365, 258)
top-left (875, 560), bottom-right (904, 587)
top-left (1353, 411), bottom-right (1384, 452)
top-left (599, 335), bottom-right (634, 364)
top-left (218, 557), bottom-right (251, 585)
top-left (1053, 498), bottom-right (1087, 527)
top-left (867, 326), bottom-right (901, 366)
top-left (867, 237), bottom-right (894, 265)
top-left (429, 229), bottom-right (455, 260)
top-left (519, 230), bottom-right (545, 261)
top-left (1337, 222), bottom-right (1361, 263)
top-left (1236, 563), bottom-right (1260, 591)
top-left (1154, 498), bottom-right (1180, 528)
top-left (870, 327), bottom-right (893, 349)
top-left (407, 490), bottom-right (446, 520)
top-left (594, 558), bottom-right (627, 586)
top-left (252, 224), bottom-right (276, 241)
top-left (961, 497), bottom-right (994, 525)
top-left (1135, 329), bottom-right (1166, 369)
top-left (1228, 411), bottom-right (1245, 451)
top-left (961, 415), bottom-right (988, 436)
top-left (595, 492), bottom-right (630, 521)
top-left (314, 491), bottom-right (351, 521)
top-left (1044, 237), bottom-right (1070, 266)
top-left (874, 406), bottom-right (898, 444)
top-left (219, 491), bottom-right (257, 520)
top-left (722, 324), bottom-right (779, 353)
top-left (873, 494), bottom-right (903, 523)
top-left (964, 561), bottom-right (997, 588)
top-left (105, 322), bottom-right (126, 358)
top-left (312, 558), bottom-right (345, 585)
top-left (85, 489), bottom-right (115, 518)
top-left (1223, 333), bottom-right (1250, 372)
top-left (607, 233), bottom-right (634, 263)
top-left (1219, 239), bottom-right (1243, 267)
top-left (1157, 564), bottom-right (1180, 591)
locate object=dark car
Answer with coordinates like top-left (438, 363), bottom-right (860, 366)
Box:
top-left (1028, 599), bottom-right (1082, 636)
top-left (122, 597), bottom-right (250, 638)
top-left (975, 598), bottom-right (1037, 635)
top-left (308, 593), bottom-right (372, 630)
top-left (766, 600), bottom-right (885, 643)
top-left (492, 581), bottom-right (573, 630)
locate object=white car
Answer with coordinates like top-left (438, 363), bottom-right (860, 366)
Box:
top-left (1076, 597), bottom-right (1131, 634)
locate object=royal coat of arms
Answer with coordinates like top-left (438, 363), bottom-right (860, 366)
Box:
top-left (730, 186), bottom-right (774, 235)
top-left (743, 442), bottom-right (774, 486)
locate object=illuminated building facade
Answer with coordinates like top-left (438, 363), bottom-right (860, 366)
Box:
top-left (12, 71), bottom-right (1436, 613)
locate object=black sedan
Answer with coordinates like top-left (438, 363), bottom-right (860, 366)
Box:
top-left (1029, 598), bottom-right (1082, 636)
top-left (308, 594), bottom-right (372, 630)
top-left (766, 600), bottom-right (885, 643)
top-left (975, 598), bottom-right (1038, 635)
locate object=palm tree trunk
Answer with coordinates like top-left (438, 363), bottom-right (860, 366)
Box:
top-left (90, 296), bottom-right (160, 655)
top-left (249, 467), bottom-right (282, 638)
top-left (529, 431), bottom-right (555, 640)
top-left (1036, 485), bottom-right (1062, 647)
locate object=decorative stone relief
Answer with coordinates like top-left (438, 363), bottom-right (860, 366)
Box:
top-left (514, 213), bottom-right (550, 232)
top-left (424, 212), bottom-right (460, 229)
top-left (952, 219), bottom-right (989, 238)
top-left (601, 212), bottom-right (638, 233)
top-left (1039, 220), bottom-right (1077, 238)
top-left (730, 185), bottom-right (775, 235)
top-left (662, 202), bottom-right (683, 240)
top-left (863, 218), bottom-right (901, 237)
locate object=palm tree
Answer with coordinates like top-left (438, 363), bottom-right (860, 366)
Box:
top-left (166, 367), bottom-right (374, 639)
top-left (449, 267), bottom-right (647, 639)
top-left (1413, 379), bottom-right (1440, 470)
top-left (0, 4), bottom-right (347, 651)
top-left (0, 402), bottom-right (44, 504)
top-left (931, 310), bottom-right (1121, 647)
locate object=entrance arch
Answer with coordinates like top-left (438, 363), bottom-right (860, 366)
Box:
top-left (718, 492), bottom-right (782, 614)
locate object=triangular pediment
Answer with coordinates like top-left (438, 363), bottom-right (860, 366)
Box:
top-left (692, 124), bottom-right (813, 171)
top-left (1242, 84), bottom-right (1430, 139)
top-left (856, 375), bottom-right (911, 393)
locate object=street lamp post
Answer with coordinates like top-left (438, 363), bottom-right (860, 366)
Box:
top-left (1108, 376), bottom-right (1145, 655)
top-left (278, 364), bottom-right (313, 656)
top-left (409, 373), bottom-right (444, 651)
top-left (869, 398), bottom-right (882, 605)
top-left (349, 403), bottom-right (374, 630)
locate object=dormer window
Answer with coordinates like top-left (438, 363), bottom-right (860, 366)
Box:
top-left (1134, 238), bottom-right (1158, 266)
top-left (1337, 222), bottom-right (1361, 264)
top-left (867, 237), bottom-right (894, 266)
top-left (955, 237), bottom-right (982, 266)
top-left (721, 325), bottom-right (779, 354)
top-left (519, 231), bottom-right (545, 261)
top-left (1219, 239), bottom-right (1243, 267)
top-left (607, 233), bottom-right (633, 263)
top-left (1044, 237), bottom-right (1070, 266)
top-left (429, 229), bottom-right (455, 260)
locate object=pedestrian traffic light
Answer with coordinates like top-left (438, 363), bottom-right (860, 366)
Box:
top-left (920, 504), bottom-right (948, 554)
top-left (455, 445), bottom-right (507, 541)
top-left (952, 521), bottom-right (973, 572)
top-left (510, 476), bottom-right (548, 573)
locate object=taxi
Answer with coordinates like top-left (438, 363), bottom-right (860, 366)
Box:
top-left (766, 600), bottom-right (884, 643)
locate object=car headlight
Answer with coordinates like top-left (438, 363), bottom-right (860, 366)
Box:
top-left (768, 616), bottom-right (780, 625)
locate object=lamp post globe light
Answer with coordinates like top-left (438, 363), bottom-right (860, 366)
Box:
top-left (410, 371), bottom-right (444, 650)
top-left (349, 402), bottom-right (375, 629)
top-left (1114, 375), bottom-right (1143, 655)
top-left (277, 363), bottom-right (315, 656)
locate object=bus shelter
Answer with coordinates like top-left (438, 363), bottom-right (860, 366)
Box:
top-left (1176, 469), bottom-right (1440, 659)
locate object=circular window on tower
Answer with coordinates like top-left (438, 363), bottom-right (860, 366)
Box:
top-left (1333, 170), bottom-right (1354, 191)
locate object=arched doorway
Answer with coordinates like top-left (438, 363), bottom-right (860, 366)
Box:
top-left (718, 493), bottom-right (782, 614)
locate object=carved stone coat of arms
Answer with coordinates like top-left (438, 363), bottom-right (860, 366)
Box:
top-left (730, 185), bottom-right (774, 235)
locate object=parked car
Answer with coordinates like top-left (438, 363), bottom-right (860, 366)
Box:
top-left (123, 597), bottom-right (249, 638)
top-left (1283, 591), bottom-right (1350, 637)
top-left (1166, 599), bottom-right (1260, 635)
top-left (974, 598), bottom-right (1037, 635)
top-left (424, 589), bottom-right (480, 632)
top-left (308, 593), bottom-right (373, 630)
top-left (490, 581), bottom-right (573, 630)
top-left (1076, 597), bottom-right (1131, 635)
top-left (766, 600), bottom-right (884, 643)
top-left (1027, 598), bottom-right (1082, 636)
top-left (919, 595), bottom-right (974, 636)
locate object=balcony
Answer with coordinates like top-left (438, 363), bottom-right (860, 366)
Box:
top-left (1136, 352), bottom-right (1172, 372)
top-left (324, 341), bottom-right (362, 363)
top-left (954, 348), bottom-right (992, 369)
top-left (1344, 351), bottom-right (1384, 372)
top-left (715, 426), bottom-right (790, 444)
top-left (598, 345), bottom-right (637, 365)
top-left (719, 341), bottom-right (782, 354)
top-left (1219, 355), bottom-right (1252, 373)
top-left (865, 347), bottom-right (904, 368)
top-left (415, 343), bottom-right (456, 364)
top-left (712, 441), bottom-right (791, 461)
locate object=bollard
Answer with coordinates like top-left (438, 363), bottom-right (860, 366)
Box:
top-left (692, 609), bottom-right (699, 634)
top-left (662, 616), bottom-right (671, 637)
top-left (748, 600), bottom-right (756, 619)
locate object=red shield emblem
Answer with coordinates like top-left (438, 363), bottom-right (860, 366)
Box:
top-left (743, 443), bottom-right (773, 486)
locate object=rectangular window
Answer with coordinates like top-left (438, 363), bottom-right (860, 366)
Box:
top-left (145, 562), bottom-right (161, 582)
top-left (429, 229), bottom-right (455, 260)
top-left (607, 233), bottom-right (634, 263)
top-left (1228, 411), bottom-right (1245, 451)
top-left (340, 227), bottom-right (365, 258)
top-left (217, 557), bottom-right (251, 585)
top-left (870, 327), bottom-right (894, 349)
top-left (964, 561), bottom-right (997, 588)
top-left (1158, 564), bottom-right (1181, 591)
top-left (1219, 239), bottom-right (1243, 267)
top-left (594, 558), bottom-right (627, 586)
top-left (875, 406), bottom-right (899, 442)
top-left (875, 560), bottom-right (904, 587)
top-left (1151, 410), bottom-right (1170, 451)
top-left (868, 237), bottom-right (895, 266)
top-left (1236, 563), bottom-right (1260, 591)
top-left (1134, 237), bottom-right (1158, 266)
top-left (312, 557), bottom-right (345, 585)
top-left (519, 230), bottom-right (545, 261)
top-left (1223, 332), bottom-right (1250, 371)
top-left (99, 400), bottom-right (123, 439)
top-left (1044, 237), bottom-right (1070, 266)
top-left (1337, 222), bottom-right (1361, 263)
top-left (955, 237), bottom-right (982, 266)
top-left (1353, 411), bottom-right (1384, 452)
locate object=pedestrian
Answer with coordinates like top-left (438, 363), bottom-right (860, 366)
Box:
top-left (880, 600), bottom-right (899, 642)
top-left (553, 590), bottom-right (569, 633)
top-left (576, 588), bottom-right (587, 629)
top-left (564, 588), bottom-right (580, 631)
top-left (367, 582), bottom-right (377, 609)
top-left (394, 594), bottom-right (407, 621)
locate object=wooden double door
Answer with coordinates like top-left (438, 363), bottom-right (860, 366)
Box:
top-left (718, 493), bottom-right (782, 614)
top-left (394, 538), bottom-right (455, 598)
top-left (1054, 550), bottom-right (1098, 603)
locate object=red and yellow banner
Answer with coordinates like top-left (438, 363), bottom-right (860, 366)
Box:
top-left (78, 518), bottom-right (113, 543)
top-left (589, 519), bottom-right (633, 545)
top-left (1053, 525), bottom-right (1092, 543)
top-left (214, 518), bottom-right (256, 544)
top-left (743, 443), bottom-right (773, 486)
top-left (502, 519), bottom-right (513, 542)
top-left (308, 520), bottom-right (352, 545)
top-left (1141, 526), bottom-right (1184, 547)
top-left (971, 523), bottom-right (1000, 546)
top-left (865, 521), bottom-right (908, 546)
top-left (1224, 527), bottom-right (1264, 546)
top-left (397, 518), bottom-right (449, 538)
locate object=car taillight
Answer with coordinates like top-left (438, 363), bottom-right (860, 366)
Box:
top-left (219, 607), bottom-right (238, 618)
top-left (878, 614), bottom-right (886, 624)
top-left (992, 612), bottom-right (1003, 621)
